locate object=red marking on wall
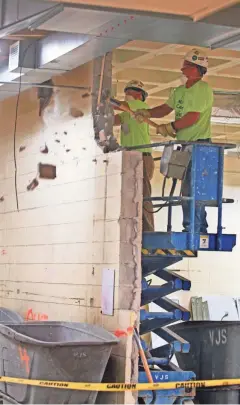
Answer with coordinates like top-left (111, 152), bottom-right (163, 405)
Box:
top-left (18, 346), bottom-right (30, 374)
top-left (25, 308), bottom-right (48, 321)
top-left (114, 327), bottom-right (133, 338)
top-left (98, 16), bottom-right (135, 37)
top-left (1, 249), bottom-right (7, 255)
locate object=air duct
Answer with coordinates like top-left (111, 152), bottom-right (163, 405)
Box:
top-left (8, 40), bottom-right (37, 73)
top-left (0, 3), bottom-right (64, 39)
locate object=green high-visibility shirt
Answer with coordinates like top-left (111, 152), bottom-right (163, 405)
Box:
top-left (166, 81), bottom-right (214, 141)
top-left (119, 99), bottom-right (151, 153)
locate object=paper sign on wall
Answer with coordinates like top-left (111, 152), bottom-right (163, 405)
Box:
top-left (200, 235), bottom-right (209, 249)
top-left (101, 268), bottom-right (115, 316)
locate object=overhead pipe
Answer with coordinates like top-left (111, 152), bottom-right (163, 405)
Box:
top-left (0, 3), bottom-right (64, 39)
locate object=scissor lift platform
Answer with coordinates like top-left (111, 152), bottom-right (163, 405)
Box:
top-left (136, 142), bottom-right (236, 404)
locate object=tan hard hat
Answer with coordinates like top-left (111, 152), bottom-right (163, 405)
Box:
top-left (184, 48), bottom-right (209, 69)
top-left (124, 80), bottom-right (148, 100)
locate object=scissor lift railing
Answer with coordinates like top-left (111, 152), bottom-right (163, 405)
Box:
top-left (126, 142), bottom-right (237, 404)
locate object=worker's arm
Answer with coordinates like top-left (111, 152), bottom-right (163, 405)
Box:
top-left (113, 100), bottom-right (130, 125)
top-left (173, 112), bottom-right (200, 131)
top-left (114, 114), bottom-right (122, 126)
top-left (135, 103), bottom-right (173, 122)
top-left (156, 112), bottom-right (200, 138)
top-left (148, 104), bottom-right (173, 118)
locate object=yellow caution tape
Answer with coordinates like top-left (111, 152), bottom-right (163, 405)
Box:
top-left (0, 376), bottom-right (240, 391)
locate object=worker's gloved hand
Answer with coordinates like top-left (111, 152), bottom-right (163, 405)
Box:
top-left (156, 123), bottom-right (176, 138)
top-left (134, 109), bottom-right (151, 123)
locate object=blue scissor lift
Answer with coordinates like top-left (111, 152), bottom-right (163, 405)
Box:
top-left (135, 141), bottom-right (237, 404)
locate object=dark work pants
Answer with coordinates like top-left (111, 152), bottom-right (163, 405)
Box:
top-left (182, 139), bottom-right (211, 233)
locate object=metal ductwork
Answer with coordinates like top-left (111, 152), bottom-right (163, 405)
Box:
top-left (0, 2), bottom-right (64, 38)
top-left (0, 3), bottom-right (161, 100)
top-left (0, 1), bottom-right (239, 101)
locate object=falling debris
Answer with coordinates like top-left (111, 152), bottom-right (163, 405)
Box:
top-left (65, 149), bottom-right (71, 153)
top-left (40, 144), bottom-right (49, 154)
top-left (38, 163), bottom-right (57, 179)
top-left (82, 93), bottom-right (90, 99)
top-left (37, 79), bottom-right (54, 117)
top-left (27, 178), bottom-right (39, 191)
top-left (55, 139), bottom-right (60, 143)
top-left (69, 107), bottom-right (84, 118)
top-left (82, 147), bottom-right (86, 150)
top-left (19, 146), bottom-right (26, 152)
top-left (64, 131), bottom-right (67, 135)
top-left (0, 196), bottom-right (4, 202)
top-left (55, 132), bottom-right (58, 135)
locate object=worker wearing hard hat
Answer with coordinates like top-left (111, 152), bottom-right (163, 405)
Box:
top-left (114, 80), bottom-right (155, 232)
top-left (135, 48), bottom-right (213, 233)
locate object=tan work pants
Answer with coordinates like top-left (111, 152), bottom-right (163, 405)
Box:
top-left (141, 153), bottom-right (155, 349)
top-left (142, 154), bottom-right (155, 232)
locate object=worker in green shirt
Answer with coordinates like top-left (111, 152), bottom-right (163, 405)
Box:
top-left (114, 80), bottom-right (154, 233)
top-left (135, 48), bottom-right (214, 233)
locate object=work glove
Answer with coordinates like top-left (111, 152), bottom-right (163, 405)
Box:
top-left (134, 109), bottom-right (151, 123)
top-left (156, 123), bottom-right (176, 138)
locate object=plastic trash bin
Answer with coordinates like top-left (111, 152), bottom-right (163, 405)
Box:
top-left (0, 308), bottom-right (23, 323)
top-left (171, 321), bottom-right (240, 404)
top-left (0, 321), bottom-right (118, 404)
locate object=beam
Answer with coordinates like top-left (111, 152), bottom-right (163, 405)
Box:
top-left (44, 0), bottom-right (239, 22)
top-left (118, 43), bottom-right (240, 61)
top-left (192, 0), bottom-right (239, 22)
top-left (114, 63), bottom-right (240, 96)
top-left (113, 44), bottom-right (182, 74)
top-left (40, 0), bottom-right (193, 16)
top-left (113, 60), bottom-right (240, 80)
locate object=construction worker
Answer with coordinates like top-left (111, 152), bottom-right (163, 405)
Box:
top-left (114, 80), bottom-right (155, 232)
top-left (135, 49), bottom-right (213, 233)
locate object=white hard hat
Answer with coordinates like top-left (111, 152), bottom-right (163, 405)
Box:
top-left (124, 80), bottom-right (148, 100)
top-left (184, 48), bottom-right (209, 69)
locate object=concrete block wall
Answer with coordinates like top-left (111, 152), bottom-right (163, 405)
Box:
top-left (151, 155), bottom-right (240, 307)
top-left (0, 61), bottom-right (143, 404)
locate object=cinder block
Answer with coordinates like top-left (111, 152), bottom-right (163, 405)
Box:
top-left (119, 262), bottom-right (139, 286)
top-left (4, 221), bottom-right (94, 246)
top-left (104, 220), bottom-right (120, 242)
top-left (0, 60), bottom-right (144, 404)
top-left (103, 241), bottom-right (120, 264)
top-left (106, 196), bottom-right (121, 220)
top-left (107, 151), bottom-right (123, 176)
top-left (118, 285), bottom-right (141, 312)
top-left (107, 174), bottom-right (122, 198)
top-left (95, 175), bottom-right (107, 199)
top-left (93, 220), bottom-right (105, 242)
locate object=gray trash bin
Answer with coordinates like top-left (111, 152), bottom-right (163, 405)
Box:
top-left (0, 308), bottom-right (23, 323)
top-left (0, 321), bottom-right (118, 404)
top-left (171, 321), bottom-right (240, 404)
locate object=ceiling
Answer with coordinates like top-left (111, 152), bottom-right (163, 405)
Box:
top-left (112, 41), bottom-right (240, 143)
top-left (46, 0), bottom-right (239, 22)
top-left (0, 0), bottom-right (239, 134)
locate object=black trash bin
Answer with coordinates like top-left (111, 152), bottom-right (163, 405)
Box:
top-left (0, 321), bottom-right (118, 404)
top-left (171, 321), bottom-right (240, 404)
